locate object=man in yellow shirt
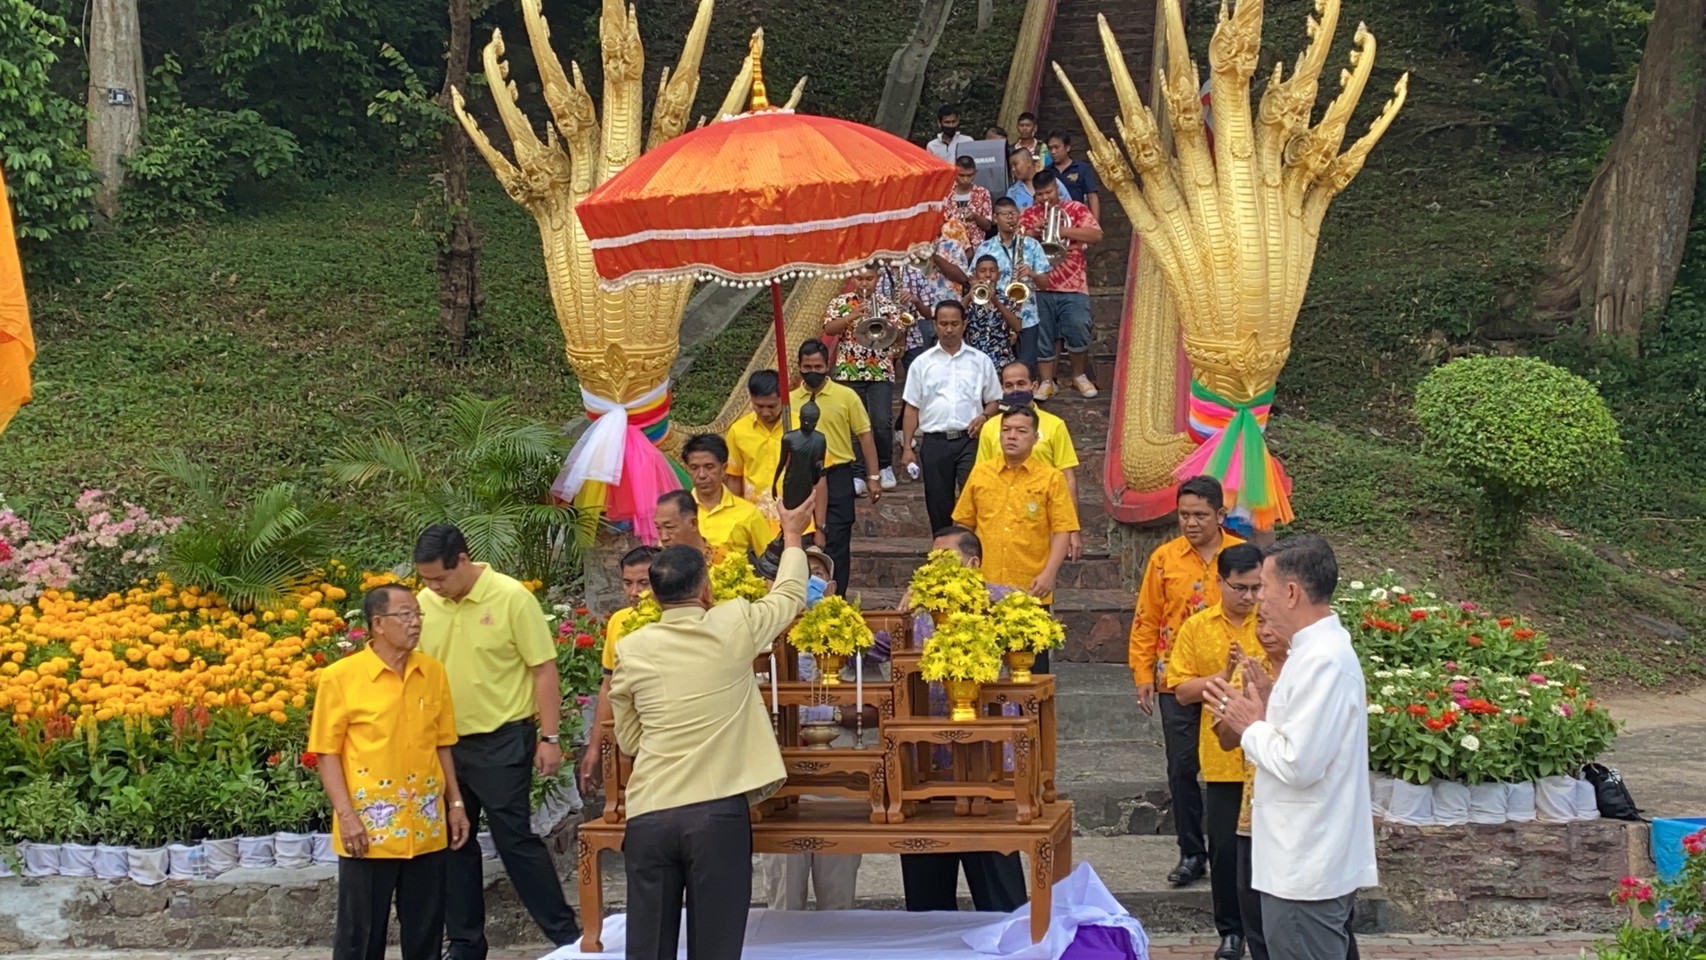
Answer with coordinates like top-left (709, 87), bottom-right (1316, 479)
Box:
top-left (975, 361), bottom-right (1082, 560)
top-left (310, 582), bottom-right (470, 960)
top-left (1167, 543), bottom-right (1265, 960)
top-left (414, 524), bottom-right (581, 957)
top-left (577, 544), bottom-right (657, 793)
top-left (1127, 475), bottom-right (1244, 888)
top-left (683, 433), bottom-right (775, 561)
top-left (952, 405), bottom-right (1077, 676)
top-left (795, 338), bottom-right (881, 593)
top-left (725, 370), bottom-right (788, 524)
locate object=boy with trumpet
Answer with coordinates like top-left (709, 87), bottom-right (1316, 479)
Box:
top-left (975, 197), bottom-right (1053, 376)
top-left (963, 255), bottom-right (1024, 370)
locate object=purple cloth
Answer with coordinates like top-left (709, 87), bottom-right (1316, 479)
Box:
top-left (1061, 924), bottom-right (1142, 960)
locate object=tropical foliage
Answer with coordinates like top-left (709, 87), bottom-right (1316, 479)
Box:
top-left (0, 0), bottom-right (97, 243)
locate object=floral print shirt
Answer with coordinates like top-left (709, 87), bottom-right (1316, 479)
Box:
top-left (1019, 200), bottom-right (1099, 296)
top-left (1126, 532), bottom-right (1245, 690)
top-left (824, 291), bottom-right (901, 382)
top-left (963, 295), bottom-right (1019, 370)
top-left (948, 184), bottom-right (994, 248)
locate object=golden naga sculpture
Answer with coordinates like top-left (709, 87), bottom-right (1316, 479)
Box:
top-left (1054, 0), bottom-right (1406, 529)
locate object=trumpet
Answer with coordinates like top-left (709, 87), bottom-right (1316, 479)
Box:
top-left (970, 283), bottom-right (994, 306)
top-left (1004, 279), bottom-right (1032, 303)
top-left (1039, 204), bottom-right (1068, 267)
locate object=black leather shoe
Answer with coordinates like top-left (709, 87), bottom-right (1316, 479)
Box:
top-left (1214, 933), bottom-right (1245, 960)
top-left (1167, 853), bottom-right (1207, 886)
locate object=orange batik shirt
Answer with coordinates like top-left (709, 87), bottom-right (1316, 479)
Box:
top-left (1126, 531), bottom-right (1244, 691)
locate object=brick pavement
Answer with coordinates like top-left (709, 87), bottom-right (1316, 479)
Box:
top-left (9, 933), bottom-right (1609, 960)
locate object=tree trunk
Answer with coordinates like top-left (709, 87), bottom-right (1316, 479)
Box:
top-left (874, 0), bottom-right (956, 137)
top-left (437, 0), bottom-right (481, 354)
top-left (1533, 0), bottom-right (1706, 348)
top-left (977, 0), bottom-right (993, 33)
top-left (86, 0), bottom-right (145, 219)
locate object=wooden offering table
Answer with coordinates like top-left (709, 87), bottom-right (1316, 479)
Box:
top-left (574, 799), bottom-right (1075, 953)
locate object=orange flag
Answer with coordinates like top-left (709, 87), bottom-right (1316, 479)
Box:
top-left (0, 164), bottom-right (34, 434)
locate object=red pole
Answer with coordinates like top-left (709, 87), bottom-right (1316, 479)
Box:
top-left (770, 279), bottom-right (791, 425)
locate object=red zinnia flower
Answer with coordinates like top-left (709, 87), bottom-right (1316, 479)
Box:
top-left (1424, 691), bottom-right (1438, 700)
top-left (1441, 710), bottom-right (1458, 724)
top-left (1407, 704), bottom-right (1428, 716)
top-left (1497, 617), bottom-right (1513, 628)
top-left (267, 752), bottom-right (281, 766)
top-left (1513, 628), bottom-right (1536, 640)
top-left (313, 651), bottom-right (326, 664)
top-left (1409, 609), bottom-right (1427, 622)
top-left (1397, 594), bottom-right (1414, 603)
top-left (574, 632), bottom-right (595, 649)
top-left (300, 751), bottom-right (318, 769)
top-left (1467, 636), bottom-right (1484, 647)
top-left (1423, 718), bottom-right (1448, 731)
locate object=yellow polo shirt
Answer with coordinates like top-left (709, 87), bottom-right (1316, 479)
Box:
top-left (696, 487), bottom-right (774, 558)
top-left (418, 564), bottom-right (556, 737)
top-left (951, 455), bottom-right (1078, 604)
top-left (790, 381), bottom-right (873, 468)
top-left (602, 606), bottom-right (634, 672)
top-left (725, 411), bottom-right (786, 501)
top-left (308, 647), bottom-right (458, 858)
top-left (975, 406), bottom-right (1080, 472)
top-left (1166, 603), bottom-right (1264, 782)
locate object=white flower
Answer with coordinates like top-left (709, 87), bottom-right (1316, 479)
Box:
top-left (1460, 734), bottom-right (1480, 752)
top-left (1392, 585), bottom-right (1407, 595)
top-left (1515, 688), bottom-right (1532, 698)
top-left (345, 609), bottom-right (361, 619)
top-left (1395, 667), bottom-right (1414, 677)
top-left (1425, 591), bottom-right (1438, 599)
top-left (1380, 685), bottom-right (1397, 697)
top-left (1546, 680), bottom-right (1562, 688)
top-left (1571, 663), bottom-right (1587, 670)
top-left (1368, 654), bottom-right (1386, 663)
top-left (1452, 675), bottom-right (1471, 682)
top-left (1372, 670), bottom-right (1393, 679)
top-left (1369, 588), bottom-right (1389, 601)
top-left (1367, 703), bottom-right (1385, 715)
top-left (1349, 580), bottom-right (1366, 591)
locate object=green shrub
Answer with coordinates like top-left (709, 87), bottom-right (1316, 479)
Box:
top-left (1414, 355), bottom-right (1623, 561)
top-left (0, 0), bottom-right (97, 242)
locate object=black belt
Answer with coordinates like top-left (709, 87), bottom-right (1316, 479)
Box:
top-left (825, 461), bottom-right (856, 472)
top-left (920, 430), bottom-right (972, 441)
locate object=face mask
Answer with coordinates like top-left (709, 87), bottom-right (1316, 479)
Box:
top-left (806, 576), bottom-right (828, 606)
top-left (801, 370), bottom-right (827, 391)
top-left (941, 125), bottom-right (959, 140)
top-left (1005, 390), bottom-right (1035, 407)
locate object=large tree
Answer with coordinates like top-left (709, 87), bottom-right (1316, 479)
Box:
top-left (436, 0), bottom-right (481, 353)
top-left (86, 0), bottom-right (145, 218)
top-left (1534, 0), bottom-right (1706, 347)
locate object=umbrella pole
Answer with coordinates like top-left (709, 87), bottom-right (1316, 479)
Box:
top-left (771, 279), bottom-right (791, 427)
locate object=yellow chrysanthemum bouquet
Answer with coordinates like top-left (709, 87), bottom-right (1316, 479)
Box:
top-left (710, 553), bottom-right (768, 602)
top-left (908, 549), bottom-right (989, 620)
top-left (614, 593), bottom-right (663, 640)
top-left (990, 592), bottom-right (1064, 654)
top-left (918, 612), bottom-right (1002, 684)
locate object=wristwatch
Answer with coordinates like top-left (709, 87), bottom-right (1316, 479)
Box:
top-left (541, 735), bottom-right (560, 745)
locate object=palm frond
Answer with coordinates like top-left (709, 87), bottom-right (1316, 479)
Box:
top-left (325, 431), bottom-right (425, 487)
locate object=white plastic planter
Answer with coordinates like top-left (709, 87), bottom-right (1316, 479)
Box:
top-left (1384, 779), bottom-right (1436, 826)
top-left (311, 833), bottom-right (338, 865)
top-left (1535, 775), bottom-right (1579, 822)
top-left (1571, 776), bottom-right (1602, 821)
top-left (59, 843), bottom-right (98, 878)
top-left (1431, 780), bottom-right (1471, 826)
top-left (201, 838), bottom-right (240, 877)
top-left (273, 832), bottom-right (312, 869)
top-left (476, 831), bottom-right (497, 860)
top-left (127, 847), bottom-right (168, 885)
top-left (237, 835), bottom-right (276, 869)
top-left (1467, 782), bottom-right (1511, 824)
top-left (167, 843), bottom-right (202, 880)
top-left (20, 842), bottom-right (62, 878)
top-left (93, 844), bottom-right (130, 880)
top-left (0, 847), bottom-right (15, 878)
top-left (1506, 781), bottom-right (1537, 822)
top-left (1369, 772), bottom-right (1394, 819)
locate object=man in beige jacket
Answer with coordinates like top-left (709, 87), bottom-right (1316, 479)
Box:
top-left (610, 492), bottom-right (816, 960)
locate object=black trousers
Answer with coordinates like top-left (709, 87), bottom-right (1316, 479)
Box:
top-left (446, 721), bottom-right (580, 959)
top-left (1159, 693), bottom-right (1206, 860)
top-left (623, 794), bottom-right (753, 960)
top-left (334, 849), bottom-right (447, 960)
top-left (1238, 836), bottom-right (1360, 960)
top-left (918, 432), bottom-right (978, 535)
top-left (845, 380), bottom-right (893, 470)
top-left (900, 852), bottom-right (1028, 912)
top-left (823, 463), bottom-right (856, 593)
top-left (1205, 781), bottom-right (1244, 937)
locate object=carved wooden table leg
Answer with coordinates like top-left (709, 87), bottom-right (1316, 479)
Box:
top-left (1029, 834), bottom-right (1055, 944)
top-left (1041, 694), bottom-right (1057, 803)
top-left (884, 733), bottom-right (905, 823)
top-left (1013, 728), bottom-right (1037, 824)
top-left (576, 833), bottom-right (606, 953)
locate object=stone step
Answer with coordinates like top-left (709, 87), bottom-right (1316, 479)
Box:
top-left (1051, 662), bottom-right (1155, 740)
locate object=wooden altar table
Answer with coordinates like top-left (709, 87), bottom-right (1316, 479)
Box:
top-left (574, 799), bottom-right (1075, 952)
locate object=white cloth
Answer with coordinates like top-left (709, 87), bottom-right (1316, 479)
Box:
top-left (927, 133), bottom-right (975, 162)
top-left (1240, 613), bottom-right (1380, 901)
top-left (551, 380), bottom-right (671, 500)
top-left (760, 852), bottom-right (861, 910)
top-left (962, 861), bottom-right (1149, 960)
top-left (903, 342), bottom-right (1003, 433)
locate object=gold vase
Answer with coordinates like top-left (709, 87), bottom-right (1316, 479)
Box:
top-left (815, 653), bottom-right (845, 685)
top-left (945, 679), bottom-right (981, 722)
top-left (1005, 651), bottom-right (1036, 683)
top-left (800, 721), bottom-right (840, 750)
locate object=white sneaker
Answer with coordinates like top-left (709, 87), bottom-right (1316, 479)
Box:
top-left (854, 477), bottom-right (868, 497)
top-left (1074, 374), bottom-right (1099, 399)
top-left (1035, 379), bottom-right (1057, 401)
top-left (879, 467), bottom-right (898, 490)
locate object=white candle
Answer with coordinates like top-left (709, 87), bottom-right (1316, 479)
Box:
top-left (855, 651), bottom-right (864, 748)
top-left (770, 651), bottom-right (780, 719)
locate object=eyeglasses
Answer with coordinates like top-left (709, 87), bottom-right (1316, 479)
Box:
top-left (375, 611), bottom-right (423, 624)
top-left (1223, 582), bottom-right (1262, 598)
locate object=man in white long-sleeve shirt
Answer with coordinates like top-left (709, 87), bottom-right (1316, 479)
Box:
top-left (1218, 536), bottom-right (1376, 960)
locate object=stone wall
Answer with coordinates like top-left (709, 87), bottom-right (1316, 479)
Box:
top-left (1373, 818), bottom-right (1648, 935)
top-left (0, 822), bottom-right (577, 953)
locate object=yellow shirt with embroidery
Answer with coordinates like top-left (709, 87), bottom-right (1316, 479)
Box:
top-left (696, 486), bottom-right (774, 559)
top-left (1166, 602), bottom-right (1264, 782)
top-left (602, 606), bottom-right (634, 672)
top-left (1127, 533), bottom-right (1245, 690)
top-left (790, 381), bottom-right (873, 469)
top-left (951, 455), bottom-right (1078, 604)
top-left (975, 406), bottom-right (1080, 472)
top-left (725, 411), bottom-right (787, 502)
top-left (418, 564), bottom-right (556, 737)
top-left (308, 647), bottom-right (458, 859)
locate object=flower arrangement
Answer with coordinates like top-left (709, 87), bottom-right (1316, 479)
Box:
top-left (907, 549), bottom-right (990, 618)
top-left (989, 592), bottom-right (1064, 654)
top-left (788, 595), bottom-right (875, 657)
top-left (613, 593), bottom-right (663, 640)
top-left (1597, 828), bottom-right (1705, 958)
top-left (918, 612), bottom-right (1002, 684)
top-left (0, 490), bottom-right (182, 604)
top-left (709, 552), bottom-right (768, 602)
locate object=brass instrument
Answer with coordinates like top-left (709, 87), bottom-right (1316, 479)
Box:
top-left (1005, 279), bottom-right (1032, 303)
top-left (970, 283), bottom-right (994, 306)
top-left (1039, 204), bottom-right (1068, 267)
top-left (852, 306), bottom-right (916, 351)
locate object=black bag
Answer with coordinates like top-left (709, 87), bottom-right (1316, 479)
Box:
top-left (1582, 763), bottom-right (1644, 821)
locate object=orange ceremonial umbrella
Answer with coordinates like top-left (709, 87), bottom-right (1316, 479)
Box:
top-left (574, 32), bottom-right (956, 394)
top-left (0, 166), bottom-right (34, 436)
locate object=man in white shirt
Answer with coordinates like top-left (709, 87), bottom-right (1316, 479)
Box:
top-left (926, 103), bottom-right (975, 162)
top-left (899, 300), bottom-right (1003, 534)
top-left (1219, 536), bottom-right (1377, 960)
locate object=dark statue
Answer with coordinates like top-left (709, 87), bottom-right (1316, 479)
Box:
top-left (751, 395), bottom-right (825, 579)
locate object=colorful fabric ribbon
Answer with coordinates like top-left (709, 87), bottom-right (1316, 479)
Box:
top-left (551, 381), bottom-right (682, 544)
top-left (1173, 380), bottom-right (1293, 530)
